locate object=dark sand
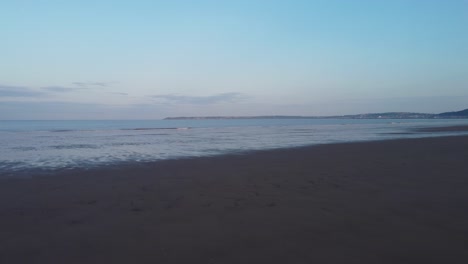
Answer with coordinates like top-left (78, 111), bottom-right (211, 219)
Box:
top-left (1, 136), bottom-right (468, 264)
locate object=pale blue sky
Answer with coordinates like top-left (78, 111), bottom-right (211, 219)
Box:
top-left (1, 0), bottom-right (467, 119)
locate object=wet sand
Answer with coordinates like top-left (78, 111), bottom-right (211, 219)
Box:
top-left (1, 135), bottom-right (468, 263)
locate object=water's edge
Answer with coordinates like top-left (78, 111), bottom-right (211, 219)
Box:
top-left (2, 119), bottom-right (468, 176)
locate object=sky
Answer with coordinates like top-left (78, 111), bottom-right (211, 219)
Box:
top-left (1, 0), bottom-right (467, 119)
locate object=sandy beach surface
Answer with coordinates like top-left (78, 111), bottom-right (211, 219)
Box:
top-left (1, 135), bottom-right (468, 263)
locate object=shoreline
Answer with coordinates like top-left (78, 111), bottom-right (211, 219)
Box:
top-left (2, 121), bottom-right (468, 177)
top-left (3, 129), bottom-right (468, 178)
top-left (1, 135), bottom-right (468, 263)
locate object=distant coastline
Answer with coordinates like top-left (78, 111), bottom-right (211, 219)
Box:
top-left (165, 108), bottom-right (468, 120)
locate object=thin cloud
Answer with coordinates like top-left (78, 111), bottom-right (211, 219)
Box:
top-left (41, 86), bottom-right (84, 93)
top-left (151, 92), bottom-right (245, 104)
top-left (72, 81), bottom-right (111, 87)
top-left (109, 92), bottom-right (128, 96)
top-left (0, 85), bottom-right (45, 97)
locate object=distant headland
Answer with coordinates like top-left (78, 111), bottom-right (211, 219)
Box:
top-left (165, 108), bottom-right (468, 120)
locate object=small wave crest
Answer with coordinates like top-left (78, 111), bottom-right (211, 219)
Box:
top-left (50, 144), bottom-right (99, 150)
top-left (127, 127), bottom-right (191, 131)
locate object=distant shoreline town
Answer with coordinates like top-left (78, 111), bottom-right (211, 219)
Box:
top-left (165, 108), bottom-right (468, 120)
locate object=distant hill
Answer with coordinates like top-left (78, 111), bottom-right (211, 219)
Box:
top-left (164, 108), bottom-right (468, 120)
top-left (437, 109), bottom-right (468, 118)
top-left (341, 112), bottom-right (435, 119)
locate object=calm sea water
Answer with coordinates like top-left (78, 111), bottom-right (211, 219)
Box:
top-left (1, 119), bottom-right (468, 175)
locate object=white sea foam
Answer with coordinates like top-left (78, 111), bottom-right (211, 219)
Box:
top-left (1, 119), bottom-right (468, 174)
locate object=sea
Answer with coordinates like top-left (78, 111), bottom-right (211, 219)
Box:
top-left (1, 118), bottom-right (468, 176)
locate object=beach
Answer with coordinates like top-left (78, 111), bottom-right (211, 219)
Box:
top-left (1, 135), bottom-right (468, 263)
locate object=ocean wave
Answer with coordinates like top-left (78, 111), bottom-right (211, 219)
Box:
top-left (12, 146), bottom-right (38, 151)
top-left (49, 144), bottom-right (99, 150)
top-left (108, 142), bottom-right (151, 147)
top-left (125, 127), bottom-right (191, 131)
